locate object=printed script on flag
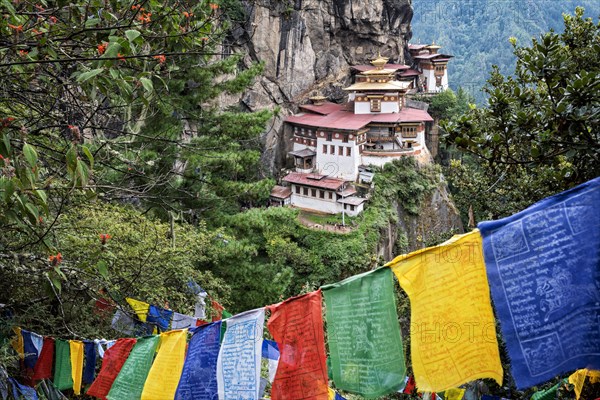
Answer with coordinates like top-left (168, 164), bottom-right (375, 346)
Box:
top-left (388, 230), bottom-right (503, 392)
top-left (322, 268), bottom-right (406, 398)
top-left (479, 177), bottom-right (600, 389)
top-left (267, 290), bottom-right (329, 400)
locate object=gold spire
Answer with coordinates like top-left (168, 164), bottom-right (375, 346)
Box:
top-left (370, 52), bottom-right (389, 70)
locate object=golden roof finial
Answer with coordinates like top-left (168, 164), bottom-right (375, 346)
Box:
top-left (371, 51), bottom-right (389, 70)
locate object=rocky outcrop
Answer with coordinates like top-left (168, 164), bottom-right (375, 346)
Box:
top-left (230, 0), bottom-right (413, 174)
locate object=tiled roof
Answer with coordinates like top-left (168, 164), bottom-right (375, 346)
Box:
top-left (344, 81), bottom-right (411, 91)
top-left (399, 69), bottom-right (420, 77)
top-left (270, 185), bottom-right (291, 199)
top-left (285, 107), bottom-right (433, 130)
top-left (289, 148), bottom-right (316, 157)
top-left (299, 102), bottom-right (344, 115)
top-left (283, 172), bottom-right (346, 190)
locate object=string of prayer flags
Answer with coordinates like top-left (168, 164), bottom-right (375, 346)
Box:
top-left (266, 291), bottom-right (329, 400)
top-left (141, 329), bottom-right (188, 400)
top-left (69, 341), bottom-right (84, 395)
top-left (175, 322), bottom-right (222, 400)
top-left (126, 298), bottom-right (150, 322)
top-left (94, 339), bottom-right (116, 359)
top-left (52, 340), bottom-right (73, 391)
top-left (147, 305), bottom-right (173, 332)
top-left (478, 177), bottom-right (600, 389)
top-left (83, 341), bottom-right (97, 385)
top-left (86, 338), bottom-right (136, 400)
top-left (387, 230), bottom-right (503, 391)
top-left (217, 308), bottom-right (264, 400)
top-left (107, 335), bottom-right (160, 400)
top-left (569, 369), bottom-right (600, 400)
top-left (322, 268), bottom-right (406, 398)
top-left (111, 309), bottom-right (153, 337)
top-left (32, 337), bottom-right (54, 381)
top-left (261, 340), bottom-right (280, 383)
top-left (444, 388), bottom-right (466, 400)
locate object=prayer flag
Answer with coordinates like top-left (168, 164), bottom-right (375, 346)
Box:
top-left (569, 369), bottom-right (600, 400)
top-left (444, 388), bottom-right (465, 400)
top-left (107, 336), bottom-right (159, 400)
top-left (32, 337), bottom-right (54, 380)
top-left (211, 301), bottom-right (224, 322)
top-left (217, 308), bottom-right (264, 400)
top-left (30, 332), bottom-right (43, 358)
top-left (261, 340), bottom-right (279, 383)
top-left (327, 387), bottom-right (347, 400)
top-left (111, 310), bottom-right (153, 336)
top-left (8, 377), bottom-right (38, 400)
top-left (87, 338), bottom-right (136, 400)
top-left (322, 268), bottom-right (406, 398)
top-left (147, 305), bottom-right (173, 332)
top-left (531, 379), bottom-right (567, 400)
top-left (69, 340), bottom-right (84, 395)
top-left (479, 177), bottom-right (600, 389)
top-left (11, 327), bottom-right (24, 359)
top-left (172, 313), bottom-right (198, 330)
top-left (387, 230), bottom-right (503, 391)
top-left (53, 340), bottom-right (73, 391)
top-left (83, 341), bottom-right (97, 385)
top-left (126, 298), bottom-right (150, 322)
top-left (266, 291), bottom-right (328, 400)
top-left (141, 330), bottom-right (188, 400)
top-left (175, 322), bottom-right (222, 400)
top-left (21, 330), bottom-right (38, 370)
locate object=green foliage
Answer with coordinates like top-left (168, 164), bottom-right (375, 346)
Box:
top-left (414, 88), bottom-right (475, 121)
top-left (442, 8), bottom-right (600, 219)
top-left (1, 203), bottom-right (231, 338)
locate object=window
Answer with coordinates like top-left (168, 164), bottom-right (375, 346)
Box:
top-left (295, 186), bottom-right (300, 194)
top-left (350, 205), bottom-right (355, 211)
top-left (346, 147), bottom-right (352, 157)
top-left (344, 204), bottom-right (347, 210)
top-left (330, 145), bottom-right (335, 154)
top-left (327, 132), bottom-right (332, 141)
top-left (319, 190), bottom-right (324, 199)
top-left (338, 146), bottom-right (343, 156)
top-left (311, 188), bottom-right (316, 197)
top-left (323, 144), bottom-right (328, 154)
top-left (370, 98), bottom-right (381, 112)
top-left (328, 192), bottom-right (333, 199)
top-left (342, 134), bottom-right (348, 143)
top-left (303, 187), bottom-right (308, 196)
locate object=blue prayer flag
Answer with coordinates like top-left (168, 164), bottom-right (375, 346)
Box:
top-left (21, 330), bottom-right (38, 370)
top-left (83, 340), bottom-right (96, 384)
top-left (147, 305), bottom-right (173, 332)
top-left (175, 321), bottom-right (221, 400)
top-left (9, 378), bottom-right (38, 400)
top-left (478, 177), bottom-right (600, 389)
top-left (261, 339), bottom-right (279, 360)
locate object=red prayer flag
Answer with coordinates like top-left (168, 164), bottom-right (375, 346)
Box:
top-left (32, 337), bottom-right (54, 380)
top-left (267, 290), bottom-right (328, 400)
top-left (86, 338), bottom-right (136, 400)
top-left (403, 376), bottom-right (415, 394)
top-left (211, 301), bottom-right (224, 322)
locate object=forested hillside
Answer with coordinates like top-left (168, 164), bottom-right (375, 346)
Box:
top-left (412, 0), bottom-right (600, 103)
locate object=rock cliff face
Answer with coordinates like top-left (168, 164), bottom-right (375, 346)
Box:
top-left (231, 0), bottom-right (413, 173)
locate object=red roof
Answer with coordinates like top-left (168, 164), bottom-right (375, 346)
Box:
top-left (408, 44), bottom-right (427, 50)
top-left (351, 64), bottom-right (410, 72)
top-left (414, 53), bottom-right (453, 60)
top-left (270, 185), bottom-right (291, 199)
top-left (299, 102), bottom-right (344, 115)
top-left (399, 69), bottom-right (420, 77)
top-left (283, 172), bottom-right (346, 190)
top-left (286, 106), bottom-right (433, 130)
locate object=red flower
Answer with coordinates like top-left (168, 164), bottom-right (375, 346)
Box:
top-left (35, 4), bottom-right (45, 12)
top-left (49, 253), bottom-right (63, 266)
top-left (8, 24), bottom-right (23, 32)
top-left (209, 3), bottom-right (219, 10)
top-left (131, 4), bottom-right (141, 10)
top-left (183, 11), bottom-right (193, 18)
top-left (48, 16), bottom-right (58, 24)
top-left (38, 216), bottom-right (43, 223)
top-left (153, 54), bottom-right (166, 64)
top-left (117, 53), bottom-right (126, 61)
top-left (97, 43), bottom-right (107, 55)
top-left (99, 233), bottom-right (112, 245)
top-left (18, 50), bottom-right (28, 57)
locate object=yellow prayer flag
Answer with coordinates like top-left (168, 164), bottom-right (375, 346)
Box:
top-left (445, 387), bottom-right (465, 400)
top-left (328, 388), bottom-right (336, 400)
top-left (568, 369), bottom-right (600, 400)
top-left (141, 329), bottom-right (187, 400)
top-left (126, 297), bottom-right (150, 322)
top-left (69, 340), bottom-right (84, 395)
top-left (387, 230), bottom-right (503, 391)
top-left (10, 327), bottom-right (24, 359)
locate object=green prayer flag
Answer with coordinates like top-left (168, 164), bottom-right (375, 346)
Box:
top-left (106, 336), bottom-right (160, 400)
top-left (53, 340), bottom-right (73, 391)
top-left (531, 379), bottom-right (568, 400)
top-left (322, 267), bottom-right (406, 398)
